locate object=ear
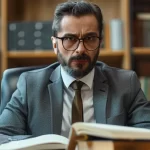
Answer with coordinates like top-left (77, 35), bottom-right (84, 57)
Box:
top-left (51, 36), bottom-right (57, 54)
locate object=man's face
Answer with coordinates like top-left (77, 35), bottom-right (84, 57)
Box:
top-left (51, 15), bottom-right (101, 79)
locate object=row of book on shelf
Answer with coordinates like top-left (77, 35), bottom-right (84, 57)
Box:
top-left (133, 0), bottom-right (150, 47)
top-left (140, 76), bottom-right (150, 101)
top-left (134, 12), bottom-right (150, 47)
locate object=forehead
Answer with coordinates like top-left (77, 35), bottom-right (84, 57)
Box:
top-left (58, 15), bottom-right (99, 36)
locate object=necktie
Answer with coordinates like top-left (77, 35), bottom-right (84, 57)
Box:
top-left (71, 81), bottom-right (84, 124)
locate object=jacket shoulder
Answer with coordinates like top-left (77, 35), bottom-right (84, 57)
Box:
top-left (19, 62), bottom-right (60, 82)
top-left (96, 61), bottom-right (137, 82)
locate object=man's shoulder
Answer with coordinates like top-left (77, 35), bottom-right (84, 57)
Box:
top-left (24, 62), bottom-right (59, 74)
top-left (95, 61), bottom-right (135, 80)
top-left (19, 62), bottom-right (60, 80)
top-left (96, 61), bottom-right (134, 74)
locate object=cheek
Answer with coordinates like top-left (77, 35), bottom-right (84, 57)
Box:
top-left (62, 49), bottom-right (71, 57)
top-left (59, 47), bottom-right (73, 61)
top-left (88, 51), bottom-right (98, 60)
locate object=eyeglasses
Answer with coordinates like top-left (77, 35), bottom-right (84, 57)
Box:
top-left (55, 36), bottom-right (101, 51)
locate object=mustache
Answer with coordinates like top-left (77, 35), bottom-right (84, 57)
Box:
top-left (69, 54), bottom-right (90, 62)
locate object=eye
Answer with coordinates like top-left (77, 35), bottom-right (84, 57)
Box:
top-left (63, 36), bottom-right (77, 41)
top-left (84, 36), bottom-right (96, 41)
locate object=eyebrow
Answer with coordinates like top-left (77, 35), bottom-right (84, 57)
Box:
top-left (84, 32), bottom-right (98, 37)
top-left (62, 32), bottom-right (98, 37)
top-left (62, 33), bottom-right (77, 37)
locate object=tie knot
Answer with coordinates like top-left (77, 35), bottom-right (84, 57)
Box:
top-left (71, 81), bottom-right (84, 90)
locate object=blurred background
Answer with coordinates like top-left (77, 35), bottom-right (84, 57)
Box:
top-left (0, 0), bottom-right (150, 100)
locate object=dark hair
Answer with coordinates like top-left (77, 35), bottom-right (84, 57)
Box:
top-left (52, 1), bottom-right (103, 39)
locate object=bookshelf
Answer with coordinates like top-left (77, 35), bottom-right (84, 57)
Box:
top-left (1, 0), bottom-right (131, 74)
top-left (131, 0), bottom-right (150, 76)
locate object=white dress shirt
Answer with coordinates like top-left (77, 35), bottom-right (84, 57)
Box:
top-left (60, 66), bottom-right (96, 137)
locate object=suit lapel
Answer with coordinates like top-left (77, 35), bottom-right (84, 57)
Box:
top-left (93, 67), bottom-right (109, 124)
top-left (47, 62), bottom-right (109, 133)
top-left (48, 66), bottom-right (63, 135)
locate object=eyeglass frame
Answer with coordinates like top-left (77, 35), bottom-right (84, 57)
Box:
top-left (54, 36), bottom-right (101, 51)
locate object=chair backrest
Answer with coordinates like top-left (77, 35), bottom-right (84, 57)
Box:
top-left (0, 66), bottom-right (45, 114)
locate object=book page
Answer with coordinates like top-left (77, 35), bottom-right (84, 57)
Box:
top-left (0, 134), bottom-right (68, 150)
top-left (72, 123), bottom-right (150, 140)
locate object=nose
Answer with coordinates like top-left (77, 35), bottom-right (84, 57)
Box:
top-left (75, 39), bottom-right (86, 54)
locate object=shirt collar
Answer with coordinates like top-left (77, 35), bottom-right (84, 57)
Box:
top-left (61, 66), bottom-right (95, 89)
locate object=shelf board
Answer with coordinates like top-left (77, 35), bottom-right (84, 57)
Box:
top-left (133, 48), bottom-right (150, 55)
top-left (7, 49), bottom-right (124, 58)
top-left (133, 48), bottom-right (150, 62)
top-left (100, 49), bottom-right (124, 57)
top-left (6, 49), bottom-right (124, 68)
top-left (7, 50), bottom-right (56, 58)
top-left (133, 47), bottom-right (150, 76)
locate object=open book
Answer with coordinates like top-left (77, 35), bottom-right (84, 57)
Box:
top-left (0, 134), bottom-right (68, 150)
top-left (1, 123), bottom-right (150, 150)
top-left (68, 123), bottom-right (150, 150)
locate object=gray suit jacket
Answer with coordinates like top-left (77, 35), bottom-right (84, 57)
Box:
top-left (0, 61), bottom-right (150, 136)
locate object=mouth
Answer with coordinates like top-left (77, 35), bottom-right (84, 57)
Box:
top-left (69, 55), bottom-right (90, 67)
top-left (71, 60), bottom-right (88, 64)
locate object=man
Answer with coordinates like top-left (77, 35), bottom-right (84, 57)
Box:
top-left (0, 1), bottom-right (150, 138)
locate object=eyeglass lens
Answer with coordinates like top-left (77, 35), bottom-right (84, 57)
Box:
top-left (62, 36), bottom-right (100, 51)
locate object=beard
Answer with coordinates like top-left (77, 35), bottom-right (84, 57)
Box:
top-left (56, 48), bottom-right (99, 78)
